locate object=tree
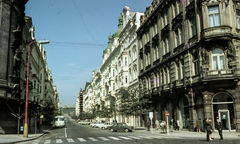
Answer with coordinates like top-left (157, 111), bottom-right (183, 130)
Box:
top-left (116, 87), bottom-right (152, 122)
top-left (41, 98), bottom-right (57, 126)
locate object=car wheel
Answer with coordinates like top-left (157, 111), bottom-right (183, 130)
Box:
top-left (124, 128), bottom-right (129, 132)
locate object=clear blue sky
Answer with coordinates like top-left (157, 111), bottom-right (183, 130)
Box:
top-left (25, 0), bottom-right (152, 106)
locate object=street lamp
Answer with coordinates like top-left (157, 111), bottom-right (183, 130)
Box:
top-left (23, 39), bottom-right (50, 138)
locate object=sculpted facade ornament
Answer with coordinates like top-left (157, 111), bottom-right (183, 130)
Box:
top-left (227, 41), bottom-right (236, 68)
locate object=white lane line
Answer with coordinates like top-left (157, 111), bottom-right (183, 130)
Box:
top-left (108, 136), bottom-right (121, 140)
top-left (88, 137), bottom-right (98, 141)
top-left (44, 140), bottom-right (51, 144)
top-left (66, 138), bottom-right (75, 142)
top-left (164, 136), bottom-right (180, 139)
top-left (127, 136), bottom-right (141, 139)
top-left (56, 139), bottom-right (63, 143)
top-left (138, 136), bottom-right (153, 139)
top-left (118, 136), bottom-right (131, 140)
top-left (65, 127), bottom-right (67, 138)
top-left (98, 137), bottom-right (110, 141)
top-left (77, 138), bottom-right (86, 142)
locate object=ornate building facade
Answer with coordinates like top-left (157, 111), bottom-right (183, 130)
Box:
top-left (138, 0), bottom-right (240, 132)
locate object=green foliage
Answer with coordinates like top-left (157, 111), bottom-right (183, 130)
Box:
top-left (79, 112), bottom-right (95, 120)
top-left (116, 87), bottom-right (152, 117)
top-left (41, 99), bottom-right (57, 126)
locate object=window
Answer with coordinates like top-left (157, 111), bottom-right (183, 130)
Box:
top-left (124, 57), bottom-right (128, 66)
top-left (174, 29), bottom-right (182, 47)
top-left (33, 80), bottom-right (36, 89)
top-left (212, 48), bottom-right (225, 70)
top-left (192, 54), bottom-right (199, 75)
top-left (236, 10), bottom-right (240, 29)
top-left (208, 6), bottom-right (220, 27)
top-left (113, 83), bottom-right (115, 90)
top-left (190, 17), bottom-right (196, 36)
top-left (163, 38), bottom-right (169, 55)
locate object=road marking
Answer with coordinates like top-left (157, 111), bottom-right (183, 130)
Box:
top-left (65, 128), bottom-right (67, 138)
top-left (138, 136), bottom-right (153, 139)
top-left (56, 139), bottom-right (63, 143)
top-left (118, 136), bottom-right (131, 140)
top-left (98, 137), bottom-right (110, 141)
top-left (77, 138), bottom-right (86, 142)
top-left (44, 140), bottom-right (51, 144)
top-left (88, 137), bottom-right (98, 141)
top-left (127, 136), bottom-right (141, 139)
top-left (108, 136), bottom-right (121, 140)
top-left (164, 136), bottom-right (180, 139)
top-left (66, 138), bottom-right (75, 142)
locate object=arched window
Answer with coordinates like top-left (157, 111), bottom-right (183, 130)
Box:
top-left (212, 48), bottom-right (225, 70)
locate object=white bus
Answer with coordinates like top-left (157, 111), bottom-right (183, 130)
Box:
top-left (53, 115), bottom-right (66, 128)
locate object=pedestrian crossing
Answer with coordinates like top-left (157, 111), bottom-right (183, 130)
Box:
top-left (26, 135), bottom-right (180, 144)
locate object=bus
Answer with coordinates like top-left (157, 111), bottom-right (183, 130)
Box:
top-left (53, 115), bottom-right (66, 128)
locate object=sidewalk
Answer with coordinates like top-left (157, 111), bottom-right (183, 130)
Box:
top-left (0, 130), bottom-right (50, 144)
top-left (136, 127), bottom-right (240, 140)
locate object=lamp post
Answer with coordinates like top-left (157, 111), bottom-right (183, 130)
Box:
top-left (23, 40), bottom-right (50, 138)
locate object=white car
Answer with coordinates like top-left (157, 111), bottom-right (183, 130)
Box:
top-left (91, 122), bottom-right (104, 128)
top-left (100, 122), bottom-right (113, 130)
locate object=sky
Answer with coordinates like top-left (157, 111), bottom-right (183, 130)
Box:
top-left (25, 0), bottom-right (152, 106)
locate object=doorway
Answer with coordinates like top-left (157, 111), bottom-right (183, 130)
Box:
top-left (218, 110), bottom-right (231, 131)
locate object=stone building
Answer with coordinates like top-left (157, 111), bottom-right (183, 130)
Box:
top-left (0, 0), bottom-right (28, 134)
top-left (137, 0), bottom-right (240, 132)
top-left (0, 0), bottom-right (59, 134)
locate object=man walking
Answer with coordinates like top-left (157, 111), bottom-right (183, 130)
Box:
top-left (216, 117), bottom-right (223, 140)
top-left (204, 118), bottom-right (213, 141)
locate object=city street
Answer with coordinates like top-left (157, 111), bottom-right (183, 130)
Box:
top-left (15, 120), bottom-right (240, 144)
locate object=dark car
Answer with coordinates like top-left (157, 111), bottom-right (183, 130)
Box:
top-left (109, 122), bottom-right (134, 132)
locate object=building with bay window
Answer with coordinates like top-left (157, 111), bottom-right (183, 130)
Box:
top-left (138, 0), bottom-right (240, 132)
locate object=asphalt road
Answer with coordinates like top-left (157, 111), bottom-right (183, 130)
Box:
top-left (16, 120), bottom-right (240, 144)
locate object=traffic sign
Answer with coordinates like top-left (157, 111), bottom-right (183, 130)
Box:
top-left (165, 111), bottom-right (170, 116)
top-left (149, 112), bottom-right (153, 119)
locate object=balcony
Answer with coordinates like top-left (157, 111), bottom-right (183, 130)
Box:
top-left (175, 80), bottom-right (184, 87)
top-left (201, 26), bottom-right (233, 41)
top-left (207, 69), bottom-right (232, 76)
top-left (203, 69), bottom-right (239, 81)
top-left (162, 84), bottom-right (170, 91)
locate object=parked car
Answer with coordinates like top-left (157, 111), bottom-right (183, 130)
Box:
top-left (109, 122), bottom-right (134, 132)
top-left (100, 122), bottom-right (113, 129)
top-left (91, 122), bottom-right (104, 128)
top-left (52, 115), bottom-right (66, 128)
top-left (78, 121), bottom-right (91, 125)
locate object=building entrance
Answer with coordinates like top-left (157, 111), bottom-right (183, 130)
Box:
top-left (212, 92), bottom-right (235, 131)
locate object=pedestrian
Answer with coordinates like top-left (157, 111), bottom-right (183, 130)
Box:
top-left (155, 119), bottom-right (160, 130)
top-left (160, 120), bottom-right (166, 134)
top-left (146, 119), bottom-right (150, 131)
top-left (175, 119), bottom-right (180, 131)
top-left (204, 118), bottom-right (214, 141)
top-left (216, 117), bottom-right (223, 140)
top-left (196, 118), bottom-right (201, 132)
top-left (170, 119), bottom-right (174, 132)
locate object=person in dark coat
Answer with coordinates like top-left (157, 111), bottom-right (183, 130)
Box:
top-left (216, 117), bottom-right (223, 140)
top-left (204, 118), bottom-right (214, 141)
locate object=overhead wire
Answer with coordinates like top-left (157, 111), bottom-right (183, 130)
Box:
top-left (71, 0), bottom-right (103, 47)
top-left (50, 41), bottom-right (107, 49)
